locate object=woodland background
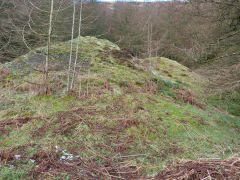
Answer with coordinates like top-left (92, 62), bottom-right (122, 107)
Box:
top-left (1, 0), bottom-right (240, 67)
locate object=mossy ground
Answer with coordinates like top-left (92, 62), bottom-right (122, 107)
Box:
top-left (0, 36), bottom-right (239, 179)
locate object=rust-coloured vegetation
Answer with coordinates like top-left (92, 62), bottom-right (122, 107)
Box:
top-left (176, 86), bottom-right (205, 109)
top-left (0, 116), bottom-right (40, 128)
top-left (155, 157), bottom-right (240, 180)
top-left (0, 67), bottom-right (10, 78)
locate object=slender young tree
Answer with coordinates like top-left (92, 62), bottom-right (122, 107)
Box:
top-left (148, 22), bottom-right (152, 58)
top-left (70, 0), bottom-right (83, 90)
top-left (67, 0), bottom-right (76, 91)
top-left (45, 0), bottom-right (54, 81)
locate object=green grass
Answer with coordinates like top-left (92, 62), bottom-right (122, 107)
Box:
top-left (0, 166), bottom-right (27, 180)
top-left (208, 89), bottom-right (240, 116)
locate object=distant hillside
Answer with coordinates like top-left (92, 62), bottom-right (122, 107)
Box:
top-left (0, 36), bottom-right (239, 179)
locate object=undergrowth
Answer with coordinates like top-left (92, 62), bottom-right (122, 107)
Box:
top-left (208, 88), bottom-right (240, 116)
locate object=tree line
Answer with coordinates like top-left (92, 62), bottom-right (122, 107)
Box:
top-left (1, 0), bottom-right (240, 67)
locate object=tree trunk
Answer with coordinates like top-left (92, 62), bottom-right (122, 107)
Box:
top-left (45, 0), bottom-right (54, 81)
top-left (71, 0), bottom-right (83, 90)
top-left (67, 2), bottom-right (76, 91)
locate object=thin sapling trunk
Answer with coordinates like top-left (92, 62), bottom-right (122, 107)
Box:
top-left (67, 1), bottom-right (76, 91)
top-left (70, 0), bottom-right (83, 90)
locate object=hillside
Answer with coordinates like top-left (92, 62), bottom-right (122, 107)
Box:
top-left (0, 36), bottom-right (240, 179)
top-left (195, 55), bottom-right (240, 117)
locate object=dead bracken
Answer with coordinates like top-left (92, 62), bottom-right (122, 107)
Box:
top-left (0, 116), bottom-right (40, 127)
top-left (2, 143), bottom-right (239, 180)
top-left (154, 157), bottom-right (240, 180)
top-left (0, 67), bottom-right (10, 78)
top-left (176, 87), bottom-right (205, 109)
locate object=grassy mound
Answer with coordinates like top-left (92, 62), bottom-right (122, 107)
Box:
top-left (0, 36), bottom-right (239, 179)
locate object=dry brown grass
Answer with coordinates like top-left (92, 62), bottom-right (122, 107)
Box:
top-left (143, 81), bottom-right (158, 94)
top-left (176, 86), bottom-right (205, 109)
top-left (0, 67), bottom-right (10, 78)
top-left (15, 80), bottom-right (52, 95)
top-left (155, 157), bottom-right (240, 180)
top-left (0, 116), bottom-right (40, 128)
top-left (119, 116), bottom-right (141, 128)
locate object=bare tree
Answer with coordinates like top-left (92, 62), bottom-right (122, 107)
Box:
top-left (45, 0), bottom-right (54, 81)
top-left (148, 22), bottom-right (152, 58)
top-left (67, 0), bottom-right (76, 91)
top-left (70, 0), bottom-right (83, 90)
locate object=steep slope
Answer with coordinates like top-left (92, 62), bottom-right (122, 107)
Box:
top-left (195, 55), bottom-right (240, 116)
top-left (0, 36), bottom-right (239, 179)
